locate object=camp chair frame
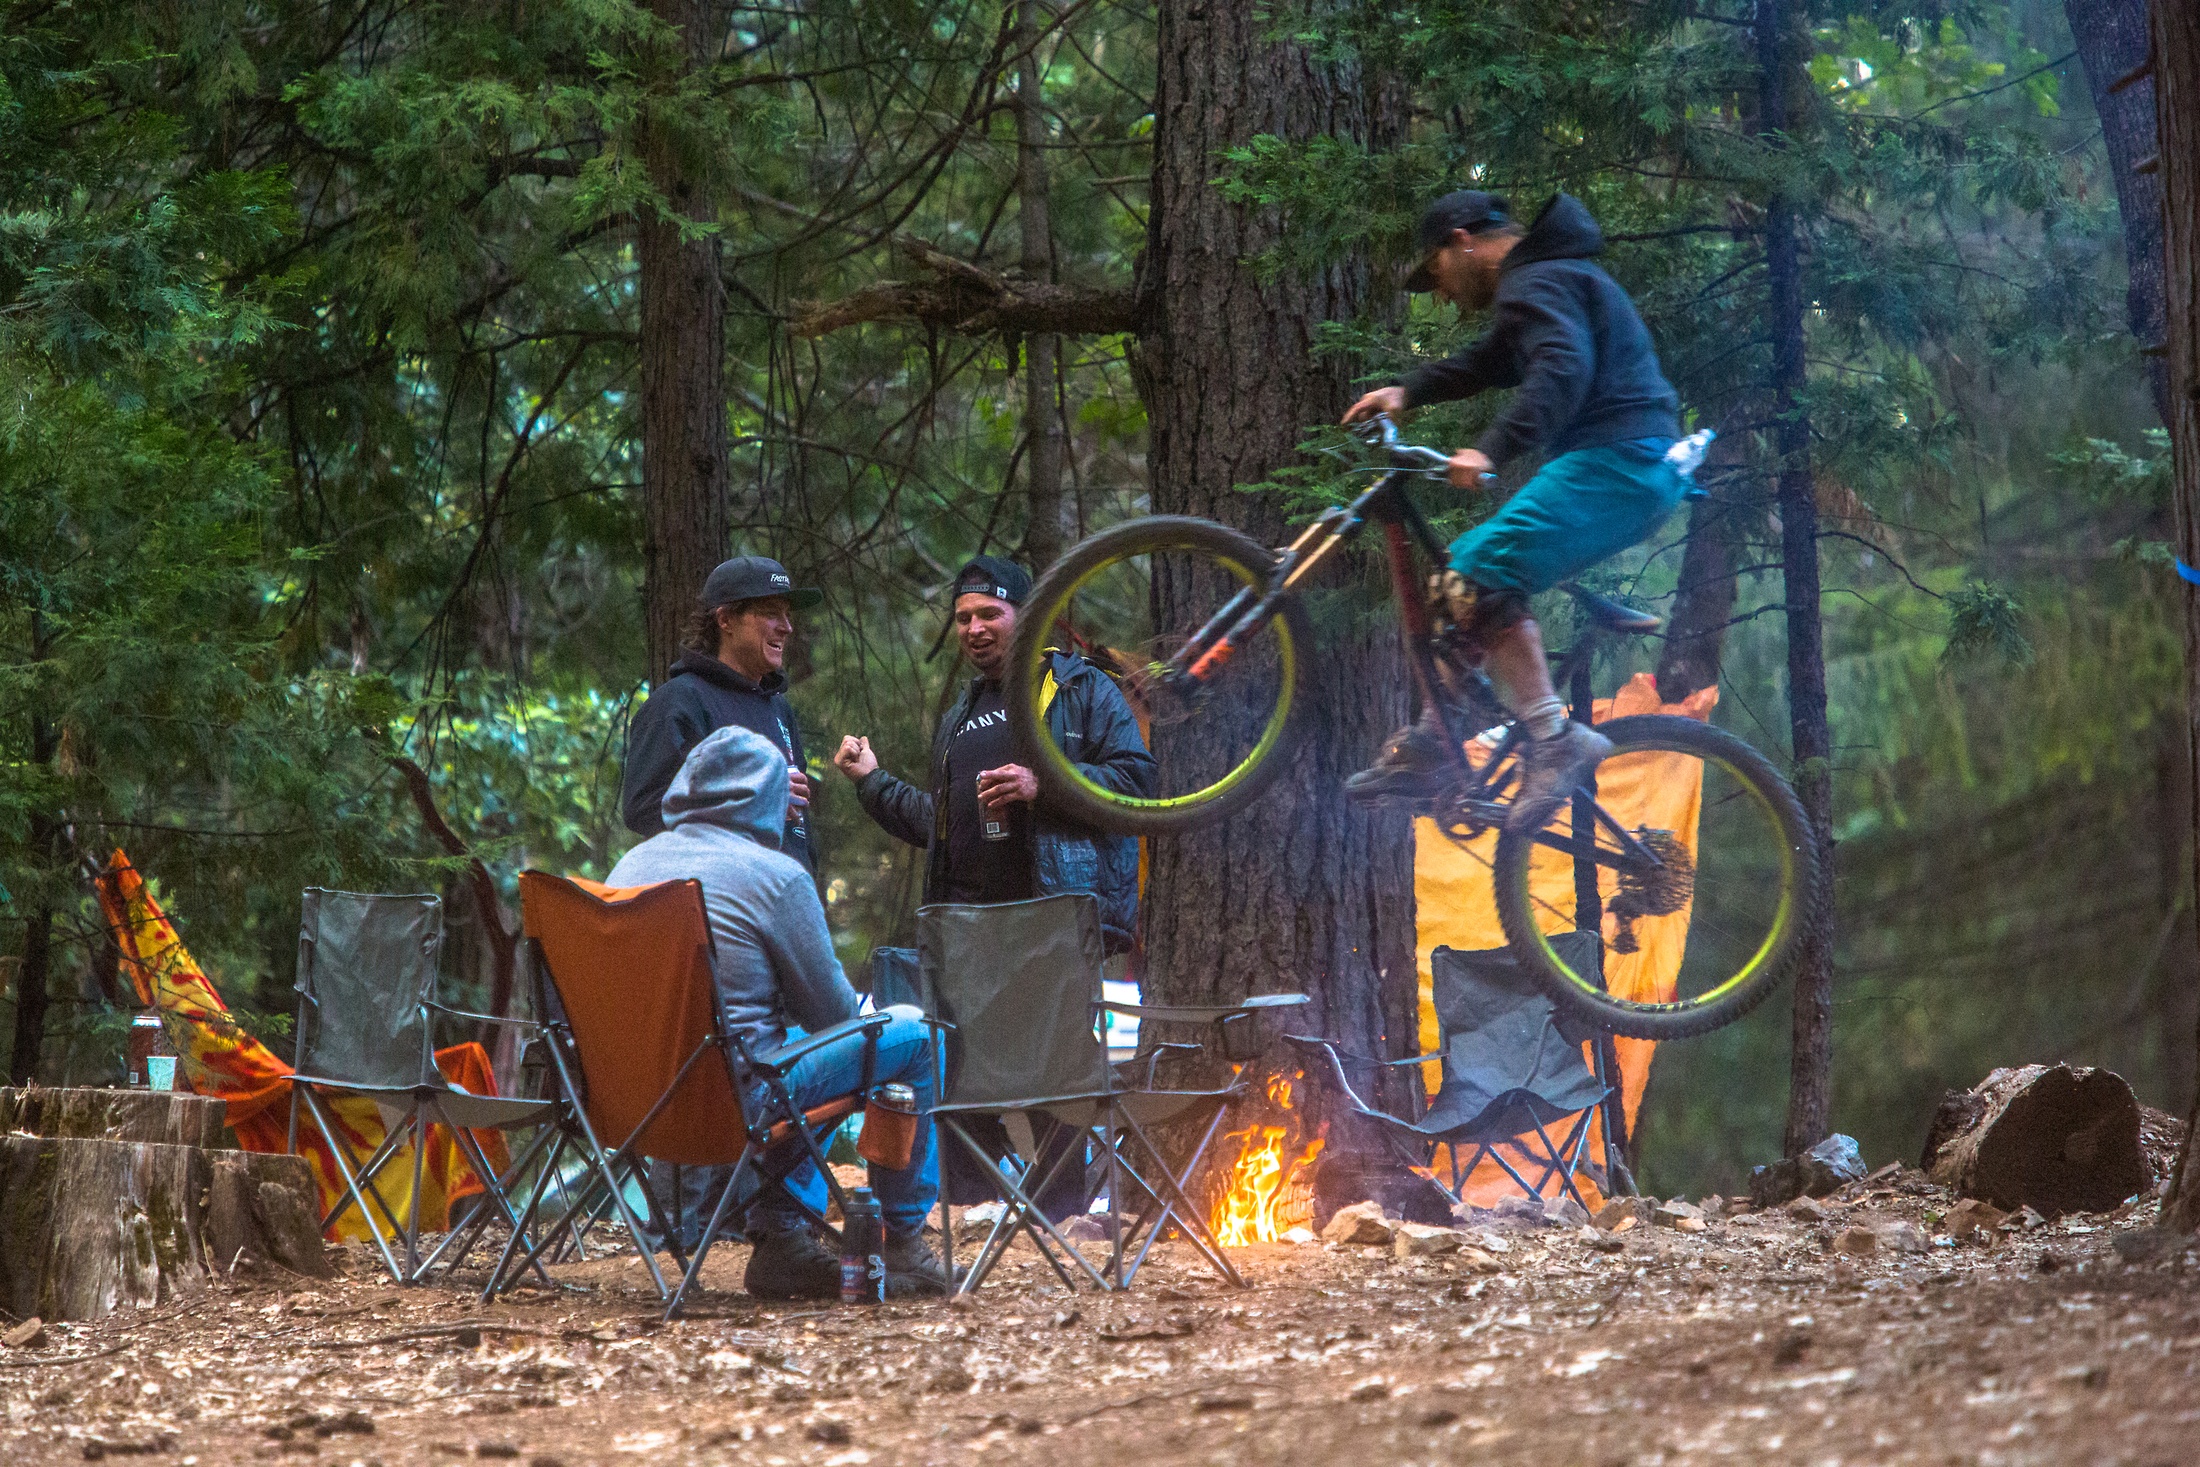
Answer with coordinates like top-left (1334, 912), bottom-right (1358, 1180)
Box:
top-left (486, 873), bottom-right (896, 1320)
top-left (916, 896), bottom-right (1307, 1296)
top-left (285, 888), bottom-right (556, 1285)
top-left (1281, 937), bottom-right (1622, 1217)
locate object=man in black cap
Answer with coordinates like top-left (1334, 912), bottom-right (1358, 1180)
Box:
top-left (1342, 189), bottom-right (1688, 821)
top-left (622, 555), bottom-right (823, 871)
top-left (833, 553), bottom-right (1155, 1219)
top-left (832, 555), bottom-right (1154, 944)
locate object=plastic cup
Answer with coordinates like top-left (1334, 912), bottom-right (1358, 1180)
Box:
top-left (145, 1055), bottom-right (178, 1092)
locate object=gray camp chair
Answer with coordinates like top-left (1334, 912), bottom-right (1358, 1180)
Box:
top-left (287, 888), bottom-right (556, 1283)
top-left (1285, 933), bottom-right (1621, 1213)
top-left (918, 893), bottom-right (1307, 1293)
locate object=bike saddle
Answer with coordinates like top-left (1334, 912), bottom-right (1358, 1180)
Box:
top-left (1558, 582), bottom-right (1663, 635)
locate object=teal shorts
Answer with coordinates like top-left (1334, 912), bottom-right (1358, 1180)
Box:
top-left (1447, 438), bottom-right (1686, 595)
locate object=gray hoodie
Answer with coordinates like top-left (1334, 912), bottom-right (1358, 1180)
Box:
top-left (605, 725), bottom-right (857, 1058)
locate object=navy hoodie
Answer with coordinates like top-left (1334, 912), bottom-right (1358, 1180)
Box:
top-left (621, 649), bottom-right (813, 872)
top-left (1400, 193), bottom-right (1680, 468)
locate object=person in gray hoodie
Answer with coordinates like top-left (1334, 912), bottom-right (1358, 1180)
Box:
top-left (606, 725), bottom-right (949, 1298)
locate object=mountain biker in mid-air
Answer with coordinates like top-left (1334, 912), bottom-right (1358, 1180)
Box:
top-left (1342, 189), bottom-right (1689, 824)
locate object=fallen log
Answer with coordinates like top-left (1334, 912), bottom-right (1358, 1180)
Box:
top-left (1922, 1063), bottom-right (2149, 1215)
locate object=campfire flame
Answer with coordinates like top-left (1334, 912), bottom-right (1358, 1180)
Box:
top-left (1211, 1073), bottom-right (1325, 1247)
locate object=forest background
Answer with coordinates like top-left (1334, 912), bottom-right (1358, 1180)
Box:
top-left (0, 0), bottom-right (2181, 1199)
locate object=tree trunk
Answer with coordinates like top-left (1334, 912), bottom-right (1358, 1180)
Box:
top-left (9, 674), bottom-right (57, 1084)
top-left (1135, 0), bottom-right (1416, 1144)
top-left (2151, 0), bottom-right (2200, 1235)
top-left (1015, 0), bottom-right (1066, 575)
top-left (1758, 0), bottom-right (1837, 1159)
top-left (637, 0), bottom-right (730, 684)
top-left (1653, 491), bottom-right (1738, 703)
top-left (2067, 0), bottom-right (2171, 421)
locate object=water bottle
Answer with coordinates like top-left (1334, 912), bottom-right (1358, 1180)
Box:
top-left (1666, 429), bottom-right (1716, 499)
top-left (839, 1188), bottom-right (885, 1305)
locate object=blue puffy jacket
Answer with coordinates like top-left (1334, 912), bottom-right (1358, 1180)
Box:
top-left (855, 651), bottom-right (1155, 953)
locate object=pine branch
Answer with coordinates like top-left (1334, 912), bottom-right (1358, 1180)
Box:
top-left (791, 238), bottom-right (1139, 338)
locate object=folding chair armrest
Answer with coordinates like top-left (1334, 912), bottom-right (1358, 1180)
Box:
top-left (426, 1001), bottom-right (542, 1031)
top-left (1280, 1032), bottom-right (1434, 1069)
top-left (1098, 993), bottom-right (1311, 1023)
top-left (1126, 1041), bottom-right (1204, 1089)
top-left (750, 1011), bottom-right (895, 1073)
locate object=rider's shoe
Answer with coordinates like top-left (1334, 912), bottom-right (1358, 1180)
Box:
top-left (1506, 721), bottom-right (1614, 829)
top-left (1346, 708), bottom-right (1457, 806)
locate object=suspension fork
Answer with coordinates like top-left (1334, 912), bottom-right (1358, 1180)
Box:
top-left (1173, 513), bottom-right (1346, 681)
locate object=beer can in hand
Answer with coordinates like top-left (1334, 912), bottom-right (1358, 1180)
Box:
top-left (979, 776), bottom-right (1010, 841)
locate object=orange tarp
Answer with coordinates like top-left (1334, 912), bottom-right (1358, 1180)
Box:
top-left (94, 853), bottom-right (507, 1240)
top-left (1413, 673), bottom-right (1717, 1210)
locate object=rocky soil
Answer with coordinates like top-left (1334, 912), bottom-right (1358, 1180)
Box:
top-left (4, 1166), bottom-right (2196, 1466)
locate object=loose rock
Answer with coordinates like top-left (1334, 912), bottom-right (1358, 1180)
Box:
top-left (1394, 1222), bottom-right (1464, 1258)
top-left (1831, 1227), bottom-right (1877, 1256)
top-left (1321, 1200), bottom-right (1398, 1247)
top-left (1750, 1134), bottom-right (1867, 1207)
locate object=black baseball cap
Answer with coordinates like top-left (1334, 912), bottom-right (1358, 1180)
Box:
top-left (952, 554), bottom-right (1031, 607)
top-left (1404, 189), bottom-right (1512, 293)
top-left (701, 555), bottom-right (822, 611)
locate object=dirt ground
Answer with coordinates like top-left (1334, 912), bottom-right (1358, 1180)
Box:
top-left (5, 1169), bottom-right (2198, 1467)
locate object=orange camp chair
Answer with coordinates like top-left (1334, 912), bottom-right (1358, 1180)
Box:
top-left (486, 872), bottom-right (895, 1317)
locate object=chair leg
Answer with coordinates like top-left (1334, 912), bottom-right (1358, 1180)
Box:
top-left (405, 1097), bottom-right (429, 1281)
top-left (1113, 1107), bottom-right (1243, 1289)
top-left (942, 1120), bottom-right (1110, 1294)
top-left (294, 1086), bottom-right (407, 1284)
top-left (425, 1104), bottom-right (556, 1290)
top-left (415, 1118), bottom-right (554, 1282)
top-left (666, 1149), bottom-right (760, 1321)
top-left (483, 1133), bottom-right (569, 1303)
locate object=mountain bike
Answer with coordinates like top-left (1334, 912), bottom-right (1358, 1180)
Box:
top-left (1003, 415), bottom-right (1818, 1040)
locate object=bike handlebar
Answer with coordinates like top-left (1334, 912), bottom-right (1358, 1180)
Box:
top-left (1349, 413), bottom-right (1493, 483)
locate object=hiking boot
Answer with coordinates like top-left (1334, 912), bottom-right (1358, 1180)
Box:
top-left (1507, 721), bottom-right (1614, 829)
top-left (743, 1227), bottom-right (841, 1301)
top-left (882, 1230), bottom-right (966, 1298)
top-left (1345, 709), bottom-right (1458, 806)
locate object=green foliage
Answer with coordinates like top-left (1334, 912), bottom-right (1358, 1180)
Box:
top-left (1943, 582), bottom-right (2033, 666)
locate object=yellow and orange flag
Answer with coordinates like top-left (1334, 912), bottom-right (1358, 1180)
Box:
top-left (94, 852), bottom-right (508, 1240)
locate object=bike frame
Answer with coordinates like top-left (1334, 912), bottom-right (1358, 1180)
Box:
top-left (1160, 448), bottom-right (1664, 874)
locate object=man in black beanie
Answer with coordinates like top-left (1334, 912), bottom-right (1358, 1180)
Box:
top-left (832, 555), bottom-right (1155, 950)
top-left (833, 554), bottom-right (1155, 1221)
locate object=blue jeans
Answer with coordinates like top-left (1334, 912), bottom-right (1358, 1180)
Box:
top-left (745, 1004), bottom-right (939, 1238)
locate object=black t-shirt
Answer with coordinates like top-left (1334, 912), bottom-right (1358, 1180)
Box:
top-left (942, 681), bottom-right (1035, 905)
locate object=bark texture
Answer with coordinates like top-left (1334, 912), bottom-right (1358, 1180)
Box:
top-left (637, 0), bottom-right (730, 684)
top-left (1759, 0), bottom-right (1837, 1159)
top-left (2152, 0), bottom-right (2200, 1236)
top-left (1653, 491), bottom-right (1739, 703)
top-left (205, 1151), bottom-right (336, 1279)
top-left (2066, 0), bottom-right (2171, 420)
top-left (1923, 1064), bottom-right (2148, 1216)
top-left (1134, 0), bottom-right (1417, 1137)
top-left (1016, 0), bottom-right (1067, 575)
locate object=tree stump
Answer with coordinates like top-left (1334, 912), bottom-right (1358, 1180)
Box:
top-left (1922, 1064), bottom-right (2149, 1215)
top-left (0, 1134), bottom-right (211, 1320)
top-left (206, 1151), bottom-right (335, 1279)
top-left (0, 1085), bottom-right (226, 1148)
top-left (0, 1087), bottom-right (331, 1319)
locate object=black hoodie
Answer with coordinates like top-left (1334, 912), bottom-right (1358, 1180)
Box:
top-left (620, 649), bottom-right (814, 872)
top-left (1399, 193), bottom-right (1679, 468)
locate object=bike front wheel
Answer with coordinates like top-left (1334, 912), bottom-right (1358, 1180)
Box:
top-left (1005, 515), bottom-right (1311, 836)
top-left (1491, 714), bottom-right (1820, 1041)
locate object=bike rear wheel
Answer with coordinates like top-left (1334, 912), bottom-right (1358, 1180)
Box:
top-left (1491, 714), bottom-right (1819, 1040)
top-left (1005, 515), bottom-right (1310, 836)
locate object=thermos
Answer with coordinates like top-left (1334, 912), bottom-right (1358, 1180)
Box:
top-left (840, 1187), bottom-right (885, 1305)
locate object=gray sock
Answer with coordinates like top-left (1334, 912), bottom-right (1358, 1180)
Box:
top-left (1515, 694), bottom-right (1568, 742)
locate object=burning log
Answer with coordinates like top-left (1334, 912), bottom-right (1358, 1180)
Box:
top-left (1210, 1073), bottom-right (1324, 1246)
top-left (1921, 1064), bottom-right (2150, 1216)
